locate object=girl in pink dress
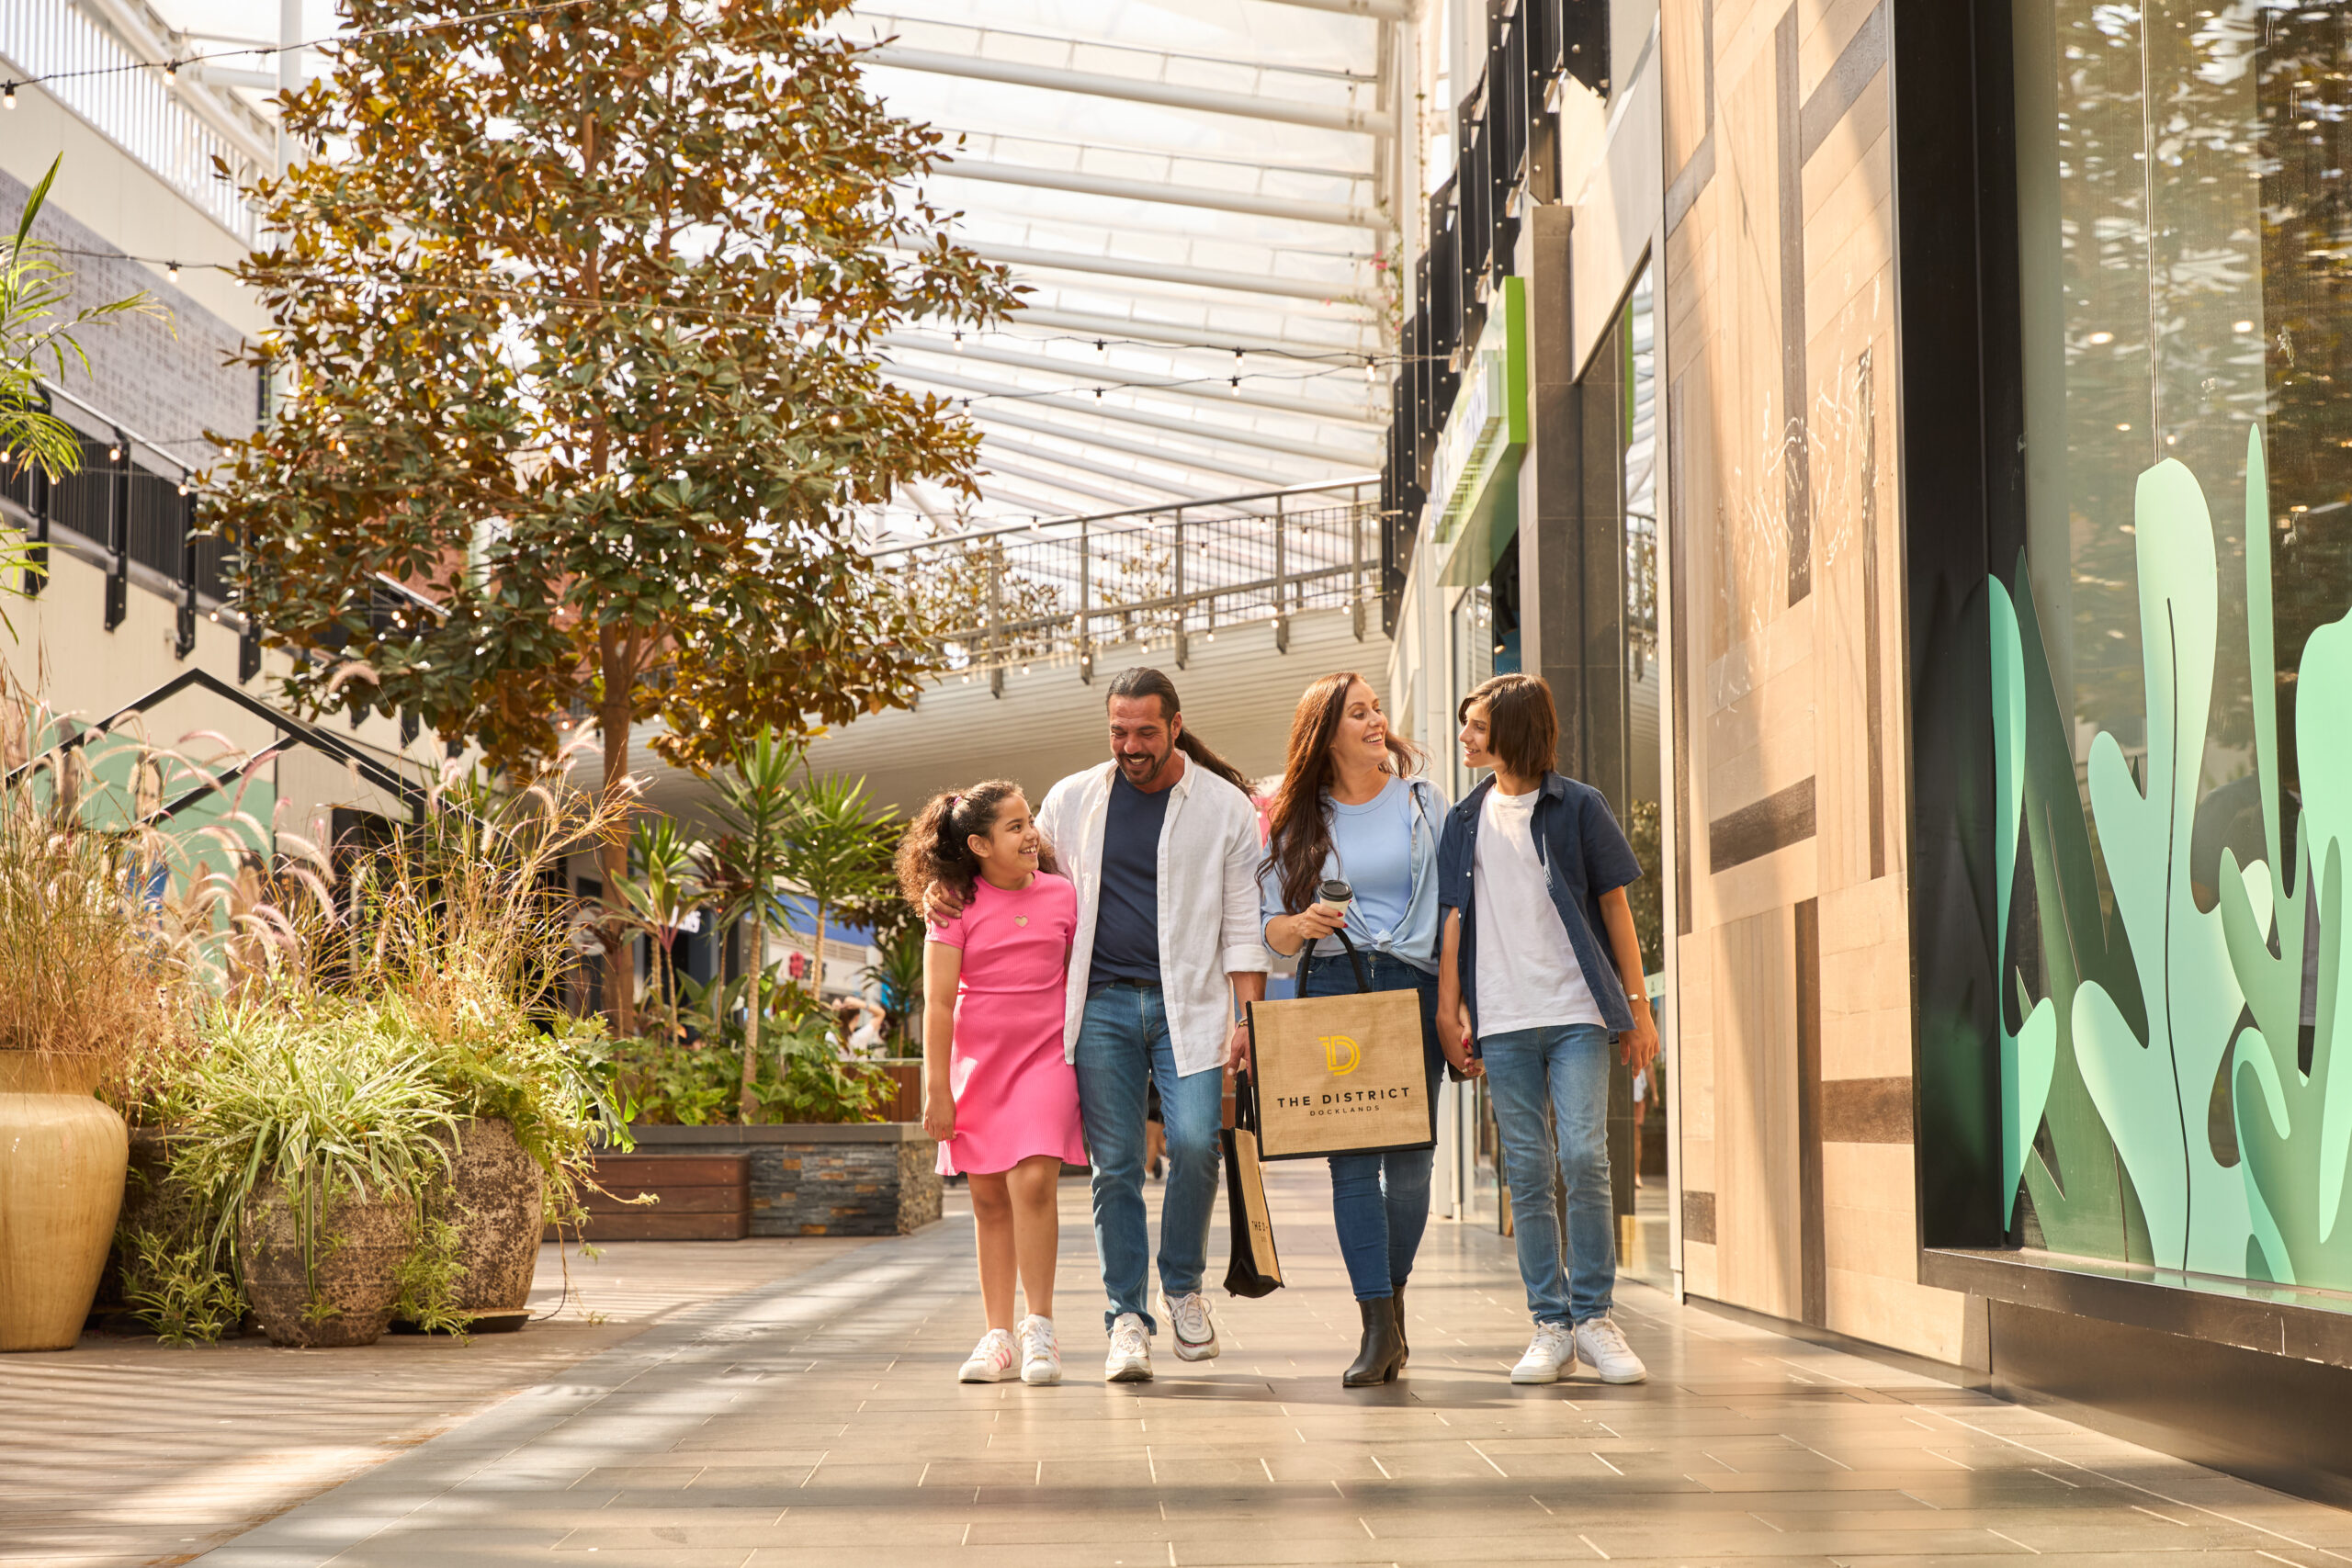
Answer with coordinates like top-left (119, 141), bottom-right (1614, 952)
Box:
top-left (896, 780), bottom-right (1086, 1386)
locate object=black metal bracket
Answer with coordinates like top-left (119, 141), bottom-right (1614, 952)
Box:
top-left (175, 491), bottom-right (198, 660)
top-left (104, 427), bottom-right (128, 632)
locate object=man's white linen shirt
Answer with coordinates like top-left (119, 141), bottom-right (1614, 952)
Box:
top-left (1036, 759), bottom-right (1270, 1078)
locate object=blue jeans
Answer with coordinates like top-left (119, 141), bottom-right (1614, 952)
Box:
top-left (1480, 1022), bottom-right (1617, 1325)
top-left (1072, 984), bottom-right (1226, 1334)
top-left (1298, 949), bottom-right (1442, 1302)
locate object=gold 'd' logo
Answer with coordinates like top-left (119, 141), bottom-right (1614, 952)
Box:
top-left (1320, 1033), bottom-right (1362, 1076)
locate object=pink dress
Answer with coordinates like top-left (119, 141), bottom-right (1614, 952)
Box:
top-left (928, 872), bottom-right (1088, 1177)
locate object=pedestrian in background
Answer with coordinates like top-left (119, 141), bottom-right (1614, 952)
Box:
top-left (899, 781), bottom-right (1086, 1387)
top-left (1435, 673), bottom-right (1657, 1386)
top-left (1259, 672), bottom-right (1449, 1387)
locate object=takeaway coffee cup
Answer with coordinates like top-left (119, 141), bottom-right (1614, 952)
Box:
top-left (1317, 877), bottom-right (1353, 915)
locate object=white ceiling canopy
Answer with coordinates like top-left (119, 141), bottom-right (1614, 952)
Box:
top-left (137, 0), bottom-right (1399, 536)
top-left (849, 0), bottom-right (1398, 542)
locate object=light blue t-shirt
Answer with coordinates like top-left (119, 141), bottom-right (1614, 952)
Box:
top-left (1327, 776), bottom-right (1415, 945)
top-left (1261, 774), bottom-right (1449, 971)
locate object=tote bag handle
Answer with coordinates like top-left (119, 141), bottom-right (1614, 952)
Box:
top-left (1298, 928), bottom-right (1372, 996)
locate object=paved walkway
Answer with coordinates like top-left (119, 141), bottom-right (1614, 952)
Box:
top-left (12, 1172), bottom-right (2352, 1568)
top-left (0, 1238), bottom-right (878, 1568)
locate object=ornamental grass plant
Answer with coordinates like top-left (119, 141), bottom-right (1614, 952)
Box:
top-left (0, 723), bottom-right (195, 1095)
top-left (125, 763), bottom-right (639, 1343)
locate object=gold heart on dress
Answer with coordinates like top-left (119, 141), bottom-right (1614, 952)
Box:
top-left (1013, 915), bottom-right (1028, 926)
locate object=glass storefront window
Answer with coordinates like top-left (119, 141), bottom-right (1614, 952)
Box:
top-left (2007, 1), bottom-right (2352, 1289)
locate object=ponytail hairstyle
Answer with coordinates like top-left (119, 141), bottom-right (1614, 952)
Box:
top-left (1264, 671), bottom-right (1422, 916)
top-left (894, 779), bottom-right (1040, 911)
top-left (1104, 666), bottom-right (1252, 794)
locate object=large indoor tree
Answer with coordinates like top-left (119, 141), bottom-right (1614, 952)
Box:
top-left (206, 0), bottom-right (1017, 1032)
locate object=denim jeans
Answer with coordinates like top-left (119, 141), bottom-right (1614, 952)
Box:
top-left (1072, 983), bottom-right (1226, 1334)
top-left (1479, 1022), bottom-right (1617, 1325)
top-left (1298, 949), bottom-right (1442, 1302)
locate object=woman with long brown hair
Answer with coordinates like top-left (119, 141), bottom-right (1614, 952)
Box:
top-left (1258, 671), bottom-right (1449, 1386)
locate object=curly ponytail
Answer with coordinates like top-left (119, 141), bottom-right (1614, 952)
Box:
top-left (894, 779), bottom-right (1029, 910)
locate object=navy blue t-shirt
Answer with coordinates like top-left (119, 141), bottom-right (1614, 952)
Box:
top-left (1088, 772), bottom-right (1170, 987)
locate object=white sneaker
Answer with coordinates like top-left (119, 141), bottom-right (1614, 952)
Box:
top-left (1159, 1290), bottom-right (1220, 1362)
top-left (958, 1327), bottom-right (1017, 1383)
top-left (1510, 1322), bottom-right (1577, 1384)
top-left (1574, 1315), bottom-right (1648, 1383)
top-left (1018, 1314), bottom-right (1061, 1385)
top-left (1105, 1312), bottom-right (1152, 1382)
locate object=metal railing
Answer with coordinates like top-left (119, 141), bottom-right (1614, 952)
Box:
top-left (870, 478), bottom-right (1385, 682)
top-left (0, 0), bottom-right (263, 243)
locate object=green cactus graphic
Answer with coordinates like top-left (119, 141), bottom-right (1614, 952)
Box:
top-left (2214, 426), bottom-right (2352, 1287)
top-left (2071, 458), bottom-right (2253, 1278)
top-left (1992, 426), bottom-right (2352, 1287)
top-left (1993, 555), bottom-right (2151, 1259)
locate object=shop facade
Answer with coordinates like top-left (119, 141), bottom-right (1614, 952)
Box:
top-left (1386, 0), bottom-right (2352, 1501)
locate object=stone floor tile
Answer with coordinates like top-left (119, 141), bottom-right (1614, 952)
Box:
top-left (7, 1175), bottom-right (2350, 1568)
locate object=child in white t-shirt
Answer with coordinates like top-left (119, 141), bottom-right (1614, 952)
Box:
top-left (1434, 673), bottom-right (1659, 1389)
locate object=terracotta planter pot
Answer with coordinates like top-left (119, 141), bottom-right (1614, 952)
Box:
top-left (431, 1117), bottom-right (544, 1314)
top-left (236, 1182), bottom-right (411, 1348)
top-left (0, 1055), bottom-right (129, 1352)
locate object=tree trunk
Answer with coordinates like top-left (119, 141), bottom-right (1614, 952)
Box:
top-left (812, 897), bottom-right (829, 1004)
top-left (597, 626), bottom-right (637, 1038)
top-left (740, 904), bottom-right (764, 1123)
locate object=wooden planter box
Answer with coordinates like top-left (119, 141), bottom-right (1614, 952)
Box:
top-left (561, 1151), bottom-right (751, 1242)
top-left (625, 1123), bottom-right (940, 1237)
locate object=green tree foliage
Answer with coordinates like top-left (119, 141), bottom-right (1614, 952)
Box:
top-left (202, 0), bottom-right (1020, 1030)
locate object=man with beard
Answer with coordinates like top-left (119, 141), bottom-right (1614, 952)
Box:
top-left (934, 667), bottom-right (1267, 1381)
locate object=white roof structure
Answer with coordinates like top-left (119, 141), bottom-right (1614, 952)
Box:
top-left (85, 0), bottom-right (1398, 534)
top-left (847, 0), bottom-right (1397, 539)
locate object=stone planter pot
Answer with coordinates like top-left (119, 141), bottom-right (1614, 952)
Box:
top-left (0, 1054), bottom-right (129, 1351)
top-left (429, 1117), bottom-right (544, 1316)
top-left (236, 1183), bottom-right (411, 1348)
top-left (628, 1123), bottom-right (942, 1237)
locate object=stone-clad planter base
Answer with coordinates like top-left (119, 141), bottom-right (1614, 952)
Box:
top-left (628, 1123), bottom-right (941, 1237)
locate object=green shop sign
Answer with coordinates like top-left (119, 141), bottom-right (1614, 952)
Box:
top-left (1428, 276), bottom-right (1528, 587)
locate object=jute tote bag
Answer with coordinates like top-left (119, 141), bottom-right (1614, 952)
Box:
top-left (1221, 1087), bottom-right (1283, 1297)
top-left (1243, 932), bottom-right (1435, 1161)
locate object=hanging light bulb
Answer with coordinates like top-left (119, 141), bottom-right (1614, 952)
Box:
top-left (1363, 356), bottom-right (1376, 384)
top-left (1094, 339), bottom-right (1106, 354)
top-left (952, 330), bottom-right (965, 352)
top-left (163, 60), bottom-right (177, 89)
top-left (1228, 378), bottom-right (1240, 395)
top-left (1094, 387), bottom-right (1103, 400)
top-left (107, 445), bottom-right (121, 461)
top-left (3, 83), bottom-right (17, 109)
top-left (827, 412), bottom-right (841, 427)
top-left (166, 261), bottom-right (180, 281)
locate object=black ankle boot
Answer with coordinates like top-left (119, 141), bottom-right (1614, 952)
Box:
top-left (1391, 1282), bottom-right (1408, 1368)
top-left (1342, 1296), bottom-right (1405, 1387)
